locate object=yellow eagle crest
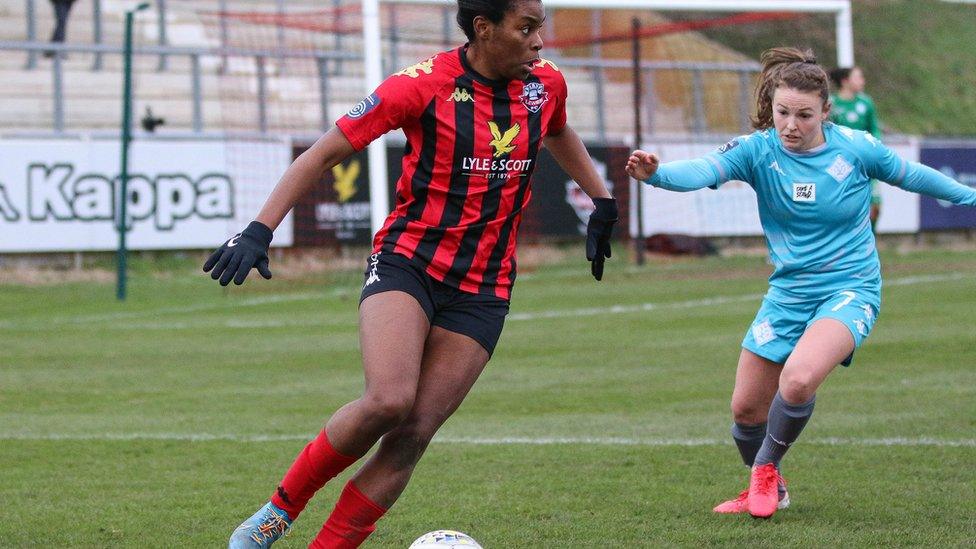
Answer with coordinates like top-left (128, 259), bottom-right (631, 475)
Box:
top-left (488, 121), bottom-right (520, 158)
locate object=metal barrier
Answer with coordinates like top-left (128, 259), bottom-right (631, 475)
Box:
top-left (10, 1), bottom-right (760, 138)
top-left (0, 40), bottom-right (359, 134)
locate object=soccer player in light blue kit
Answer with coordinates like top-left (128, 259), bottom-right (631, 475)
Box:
top-left (626, 47), bottom-right (976, 519)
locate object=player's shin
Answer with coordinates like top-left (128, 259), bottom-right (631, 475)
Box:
top-left (731, 422), bottom-right (767, 467)
top-left (753, 392), bottom-right (816, 468)
top-left (270, 430), bottom-right (358, 519)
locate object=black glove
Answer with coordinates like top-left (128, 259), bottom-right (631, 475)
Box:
top-left (586, 197), bottom-right (618, 281)
top-left (203, 221), bottom-right (274, 286)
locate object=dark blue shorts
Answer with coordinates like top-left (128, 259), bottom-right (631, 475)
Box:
top-left (359, 252), bottom-right (510, 356)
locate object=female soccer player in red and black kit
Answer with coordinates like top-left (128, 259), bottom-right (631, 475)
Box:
top-left (204, 1), bottom-right (617, 547)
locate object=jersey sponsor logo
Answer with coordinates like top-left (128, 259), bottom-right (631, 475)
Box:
top-left (488, 121), bottom-right (521, 158)
top-left (768, 160), bottom-right (786, 176)
top-left (446, 87), bottom-right (474, 103)
top-left (717, 138), bottom-right (740, 154)
top-left (393, 57), bottom-right (435, 78)
top-left (519, 82), bottom-right (549, 113)
top-left (461, 157), bottom-right (533, 176)
top-left (752, 319), bottom-right (777, 346)
top-left (347, 93), bottom-right (381, 119)
top-left (792, 182), bottom-right (816, 202)
top-left (846, 112), bottom-right (859, 123)
top-left (827, 155), bottom-right (854, 182)
top-left (459, 121), bottom-right (531, 179)
top-left (856, 103), bottom-right (867, 115)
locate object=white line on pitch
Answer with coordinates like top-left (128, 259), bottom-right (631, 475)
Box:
top-left (508, 293), bottom-right (761, 321)
top-left (1, 433), bottom-right (973, 447)
top-left (1, 272), bottom-right (971, 331)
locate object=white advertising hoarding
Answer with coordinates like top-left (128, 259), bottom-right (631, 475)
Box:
top-left (631, 137), bottom-right (921, 237)
top-left (0, 137), bottom-right (292, 252)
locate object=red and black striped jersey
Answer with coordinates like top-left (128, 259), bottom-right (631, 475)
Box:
top-left (336, 46), bottom-right (568, 300)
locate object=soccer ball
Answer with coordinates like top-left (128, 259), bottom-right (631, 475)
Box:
top-left (408, 530), bottom-right (483, 548)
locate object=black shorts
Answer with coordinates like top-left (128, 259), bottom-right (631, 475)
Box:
top-left (359, 252), bottom-right (510, 356)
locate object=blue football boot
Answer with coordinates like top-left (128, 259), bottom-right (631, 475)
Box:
top-left (228, 501), bottom-right (292, 548)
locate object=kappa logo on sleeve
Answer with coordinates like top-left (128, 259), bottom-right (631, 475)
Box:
top-left (717, 139), bottom-right (740, 154)
top-left (346, 93), bottom-right (381, 119)
top-left (533, 58), bottom-right (560, 72)
top-left (393, 57), bottom-right (435, 78)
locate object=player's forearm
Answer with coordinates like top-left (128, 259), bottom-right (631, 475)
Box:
top-left (898, 162), bottom-right (976, 206)
top-left (255, 127), bottom-right (356, 230)
top-left (647, 158), bottom-right (722, 192)
top-left (544, 126), bottom-right (612, 199)
top-left (254, 156), bottom-right (324, 230)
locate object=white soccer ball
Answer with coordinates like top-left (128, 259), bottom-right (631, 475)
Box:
top-left (408, 530), bottom-right (483, 549)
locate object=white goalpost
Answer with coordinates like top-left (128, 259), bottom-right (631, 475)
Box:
top-left (359, 0), bottom-right (854, 234)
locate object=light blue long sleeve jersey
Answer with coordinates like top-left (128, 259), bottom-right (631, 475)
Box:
top-left (645, 123), bottom-right (976, 303)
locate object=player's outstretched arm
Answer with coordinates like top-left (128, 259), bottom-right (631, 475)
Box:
top-left (631, 154), bottom-right (724, 192)
top-left (203, 128), bottom-right (357, 286)
top-left (544, 125), bottom-right (617, 281)
top-left (893, 162), bottom-right (976, 207)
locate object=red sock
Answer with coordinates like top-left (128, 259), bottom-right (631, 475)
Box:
top-left (309, 481), bottom-right (387, 549)
top-left (269, 430), bottom-right (357, 519)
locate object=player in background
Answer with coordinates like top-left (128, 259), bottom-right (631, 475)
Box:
top-left (829, 66), bottom-right (883, 231)
top-left (205, 0), bottom-right (617, 547)
top-left (626, 47), bottom-right (976, 519)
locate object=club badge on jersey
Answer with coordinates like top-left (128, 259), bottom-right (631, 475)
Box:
top-left (826, 155), bottom-right (854, 182)
top-left (519, 82), bottom-right (549, 113)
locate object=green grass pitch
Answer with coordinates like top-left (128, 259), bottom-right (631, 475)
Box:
top-left (1, 248), bottom-right (973, 547)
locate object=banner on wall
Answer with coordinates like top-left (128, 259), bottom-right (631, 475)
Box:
top-left (292, 146), bottom-right (373, 246)
top-left (290, 143), bottom-right (633, 246)
top-left (632, 137), bottom-right (921, 237)
top-left (919, 146), bottom-right (976, 230)
top-left (0, 138), bottom-right (293, 252)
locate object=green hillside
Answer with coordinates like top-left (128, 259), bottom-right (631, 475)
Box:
top-left (689, 0), bottom-right (976, 137)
